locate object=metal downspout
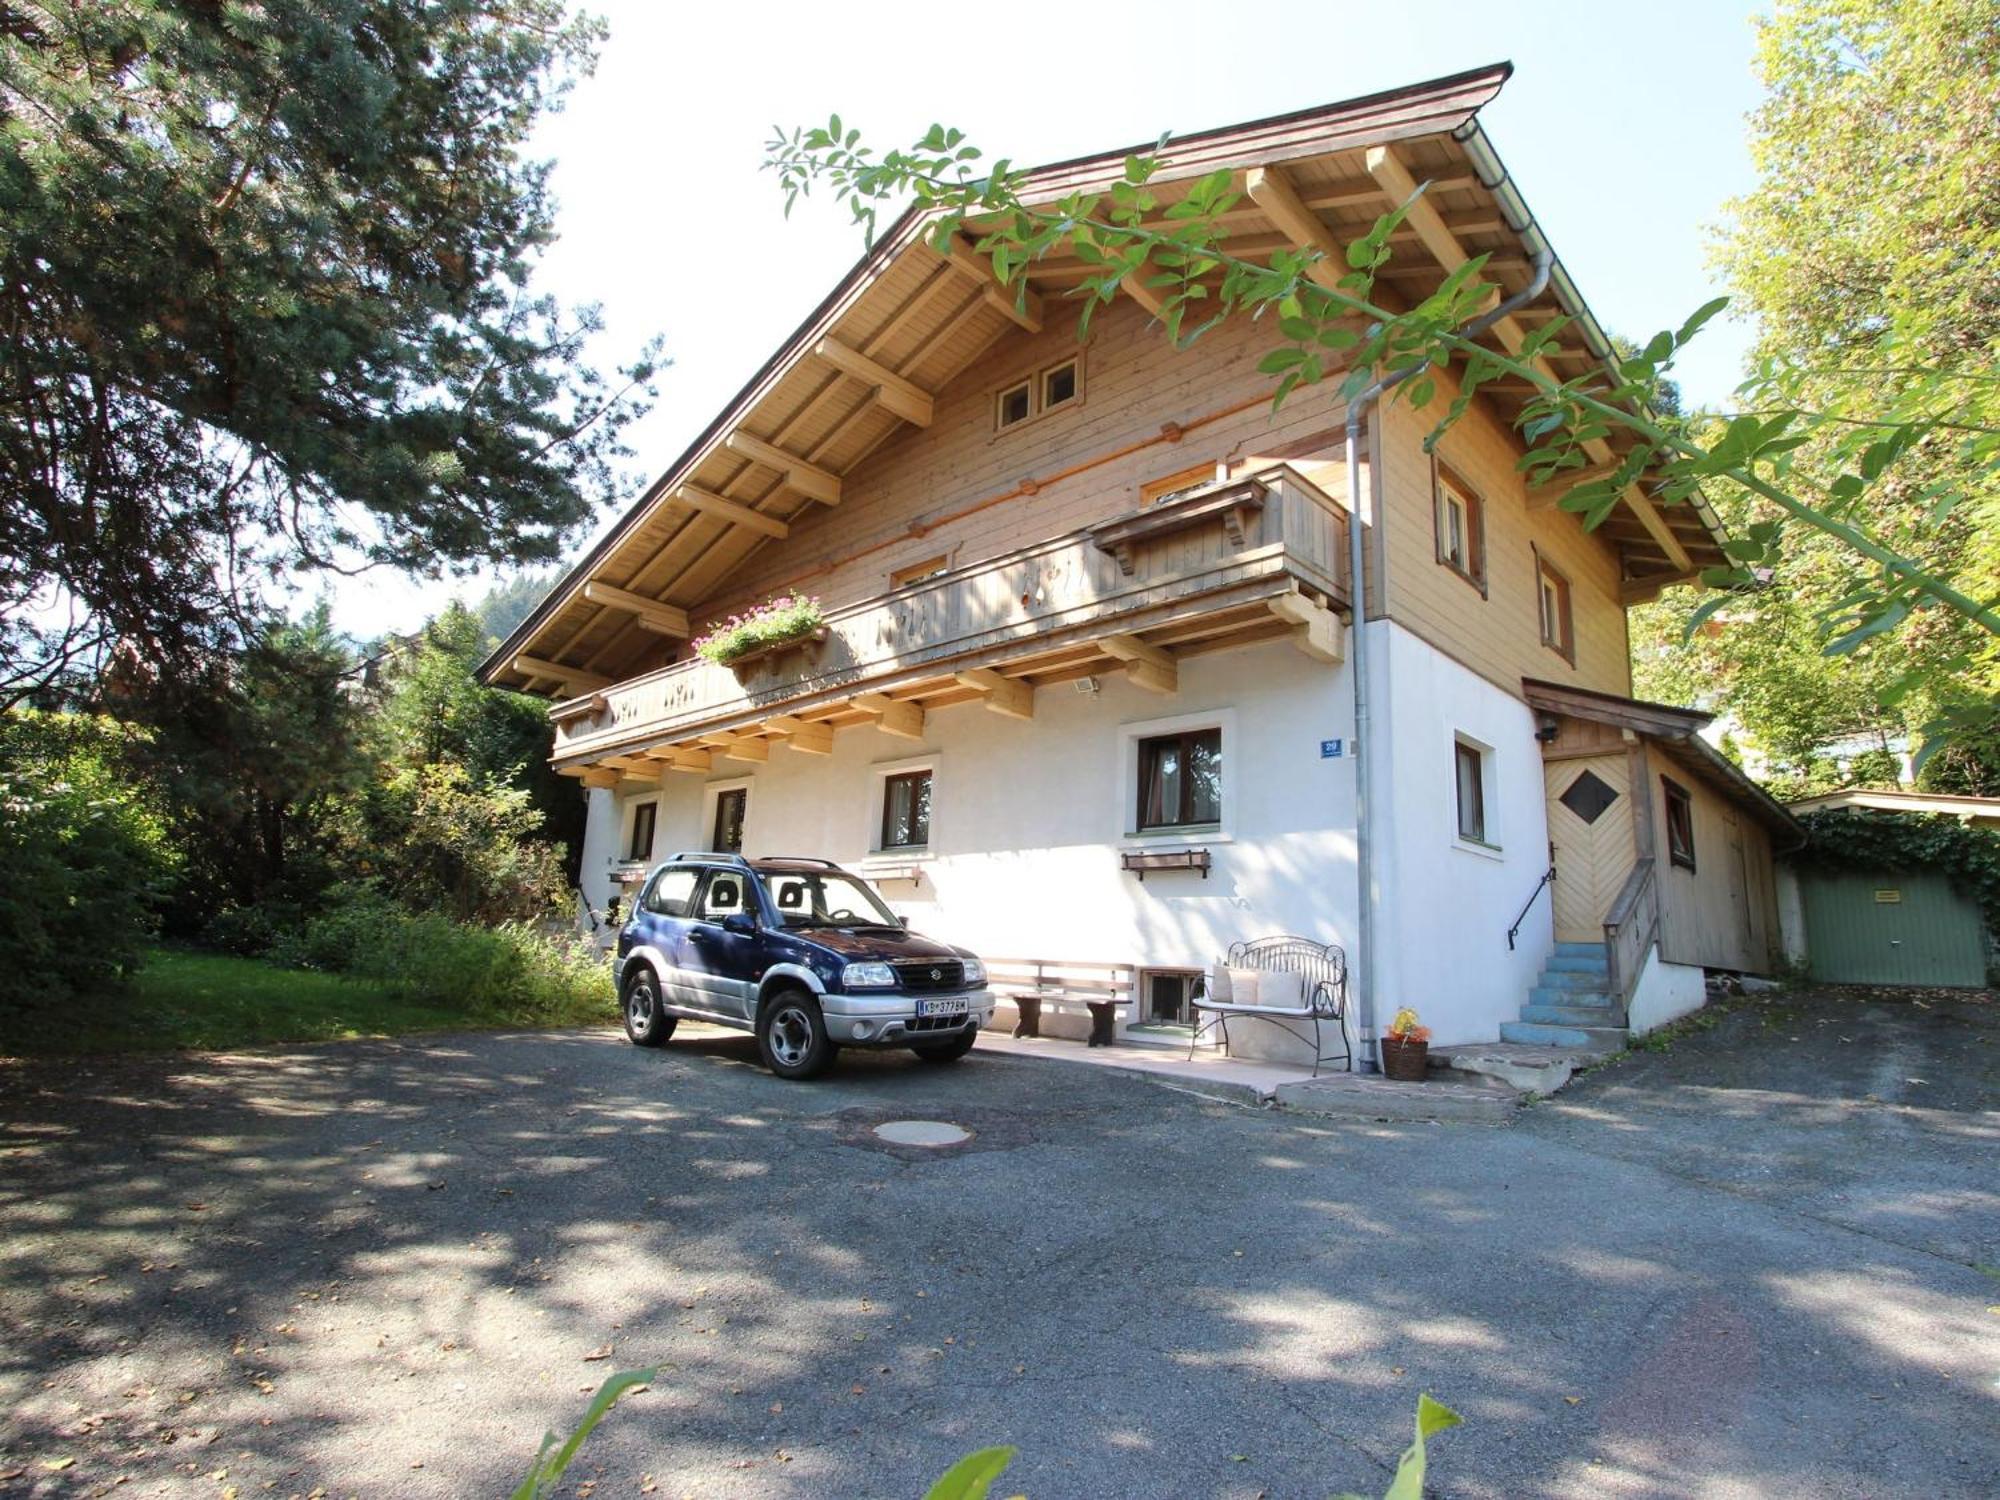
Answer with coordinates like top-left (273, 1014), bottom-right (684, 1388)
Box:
top-left (1343, 244), bottom-right (1553, 1069)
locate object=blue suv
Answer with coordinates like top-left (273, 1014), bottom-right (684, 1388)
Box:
top-left (613, 854), bottom-right (995, 1079)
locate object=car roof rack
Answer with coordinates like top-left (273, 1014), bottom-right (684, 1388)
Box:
top-left (755, 855), bottom-right (842, 868)
top-left (667, 851), bottom-right (756, 869)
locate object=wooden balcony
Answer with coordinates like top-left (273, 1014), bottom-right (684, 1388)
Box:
top-left (552, 465), bottom-right (1351, 780)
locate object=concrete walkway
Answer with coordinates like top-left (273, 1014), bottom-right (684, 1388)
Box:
top-left (976, 1029), bottom-right (1527, 1121)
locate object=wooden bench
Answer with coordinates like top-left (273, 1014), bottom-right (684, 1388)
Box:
top-left (986, 959), bottom-right (1136, 1047)
top-left (1191, 936), bottom-right (1351, 1075)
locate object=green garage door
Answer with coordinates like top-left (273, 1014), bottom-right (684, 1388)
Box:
top-left (1800, 870), bottom-right (1987, 987)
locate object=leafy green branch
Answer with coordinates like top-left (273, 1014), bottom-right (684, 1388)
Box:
top-left (763, 116), bottom-right (2000, 751)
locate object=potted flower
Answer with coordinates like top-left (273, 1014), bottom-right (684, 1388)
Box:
top-left (1379, 1007), bottom-right (1432, 1082)
top-left (692, 594), bottom-right (827, 668)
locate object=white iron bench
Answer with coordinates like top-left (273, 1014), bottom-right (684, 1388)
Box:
top-left (1191, 935), bottom-right (1351, 1076)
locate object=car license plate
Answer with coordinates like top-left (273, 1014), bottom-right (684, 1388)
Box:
top-left (916, 997), bottom-right (969, 1018)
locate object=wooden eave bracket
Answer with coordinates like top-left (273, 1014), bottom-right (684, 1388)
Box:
top-left (548, 692), bottom-right (610, 727)
top-left (673, 484), bottom-right (790, 539)
top-left (1099, 634), bottom-right (1178, 695)
top-left (1245, 165), bottom-right (1350, 294)
top-left (764, 715), bottom-right (835, 754)
top-left (953, 668), bottom-right (1035, 720)
top-left (1088, 479), bottom-right (1268, 575)
top-left (851, 691), bottom-right (927, 739)
top-left (699, 732), bottom-right (771, 763)
top-left (1268, 591), bottom-right (1346, 663)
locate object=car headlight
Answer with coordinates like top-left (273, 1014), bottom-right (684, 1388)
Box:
top-left (841, 961), bottom-right (898, 990)
top-left (960, 957), bottom-right (986, 985)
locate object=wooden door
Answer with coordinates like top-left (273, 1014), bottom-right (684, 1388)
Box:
top-left (1544, 755), bottom-right (1637, 943)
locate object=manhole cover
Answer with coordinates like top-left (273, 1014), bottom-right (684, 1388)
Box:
top-left (872, 1119), bottom-right (972, 1147)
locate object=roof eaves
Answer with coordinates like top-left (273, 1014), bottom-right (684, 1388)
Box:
top-left (477, 64), bottom-right (1517, 686)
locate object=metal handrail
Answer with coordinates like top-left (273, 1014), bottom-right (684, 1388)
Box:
top-left (1507, 856), bottom-right (1558, 950)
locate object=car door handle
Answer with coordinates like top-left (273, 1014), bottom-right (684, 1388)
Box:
top-left (689, 929), bottom-right (712, 943)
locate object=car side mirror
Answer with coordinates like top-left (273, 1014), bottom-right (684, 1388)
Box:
top-left (721, 912), bottom-right (757, 936)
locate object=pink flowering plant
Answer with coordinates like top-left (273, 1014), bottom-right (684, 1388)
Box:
top-left (692, 594), bottom-right (826, 665)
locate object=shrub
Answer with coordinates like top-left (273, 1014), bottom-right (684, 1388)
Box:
top-left (278, 891), bottom-right (611, 1025)
top-left (0, 712), bottom-right (175, 1011)
top-left (341, 763), bottom-right (570, 925)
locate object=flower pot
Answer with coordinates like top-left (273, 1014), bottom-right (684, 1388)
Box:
top-left (1379, 1035), bottom-right (1429, 1082)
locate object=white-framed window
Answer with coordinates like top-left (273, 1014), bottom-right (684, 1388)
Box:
top-left (1120, 708), bottom-right (1236, 842)
top-left (1452, 733), bottom-right (1501, 855)
top-left (867, 753), bottom-right (939, 856)
top-left (993, 356), bottom-right (1083, 433)
top-left (1535, 547), bottom-right (1575, 663)
top-left (702, 777), bottom-right (753, 856)
top-left (1433, 459), bottom-right (1486, 593)
top-left (625, 796), bottom-right (660, 863)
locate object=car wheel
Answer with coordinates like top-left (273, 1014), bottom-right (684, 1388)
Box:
top-left (911, 1027), bottom-right (978, 1064)
top-left (621, 967), bottom-right (677, 1048)
top-left (756, 989), bottom-right (836, 1079)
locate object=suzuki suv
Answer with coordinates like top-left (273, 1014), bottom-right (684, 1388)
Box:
top-left (612, 854), bottom-right (995, 1079)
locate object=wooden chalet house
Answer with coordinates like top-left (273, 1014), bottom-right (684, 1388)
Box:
top-left (479, 65), bottom-right (1796, 1055)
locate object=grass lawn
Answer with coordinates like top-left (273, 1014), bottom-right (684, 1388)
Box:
top-left (1, 947), bottom-right (531, 1057)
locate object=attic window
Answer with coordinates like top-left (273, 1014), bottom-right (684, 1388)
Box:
top-left (996, 381), bottom-right (1032, 430)
top-left (993, 357), bottom-right (1084, 434)
top-left (1043, 360), bottom-right (1078, 410)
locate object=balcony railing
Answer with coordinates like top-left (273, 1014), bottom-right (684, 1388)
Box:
top-left (551, 464), bottom-right (1350, 764)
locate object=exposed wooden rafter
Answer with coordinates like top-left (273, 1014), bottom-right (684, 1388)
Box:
top-left (511, 655), bottom-right (610, 696)
top-left (1267, 591), bottom-right (1346, 662)
top-left (672, 484), bottom-right (790, 539)
top-left (934, 236), bottom-right (1044, 332)
top-left (764, 715), bottom-right (834, 755)
top-left (724, 431), bottom-right (843, 504)
top-left (812, 338), bottom-right (936, 427)
top-left (1362, 144), bottom-right (1694, 574)
top-left (579, 581), bottom-right (690, 636)
top-left (699, 733), bottom-right (770, 763)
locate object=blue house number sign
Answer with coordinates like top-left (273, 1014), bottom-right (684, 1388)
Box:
top-left (1320, 738), bottom-right (1344, 759)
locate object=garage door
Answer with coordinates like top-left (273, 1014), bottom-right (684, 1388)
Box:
top-left (1799, 870), bottom-right (1988, 987)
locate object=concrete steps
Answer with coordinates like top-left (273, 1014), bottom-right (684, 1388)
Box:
top-left (1499, 942), bottom-right (1629, 1053)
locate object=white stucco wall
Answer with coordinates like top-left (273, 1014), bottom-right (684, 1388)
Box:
top-left (577, 625), bottom-right (1557, 1050)
top-left (1627, 947), bottom-right (1709, 1035)
top-left (584, 640), bottom-right (1359, 994)
top-left (1367, 620), bottom-right (1553, 1047)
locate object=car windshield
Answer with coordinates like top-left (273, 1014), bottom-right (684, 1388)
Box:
top-left (761, 869), bottom-right (900, 929)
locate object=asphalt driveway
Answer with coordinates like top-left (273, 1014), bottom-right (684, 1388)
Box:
top-left (1, 987), bottom-right (1995, 1498)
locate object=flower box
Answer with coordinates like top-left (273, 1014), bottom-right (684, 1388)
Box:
top-left (693, 595), bottom-right (827, 668)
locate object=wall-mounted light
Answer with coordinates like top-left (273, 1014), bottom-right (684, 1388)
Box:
top-left (1535, 715), bottom-right (1561, 744)
top-left (1074, 676), bottom-right (1100, 695)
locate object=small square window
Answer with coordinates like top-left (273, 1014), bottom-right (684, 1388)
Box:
top-left (1454, 741), bottom-right (1487, 845)
top-left (627, 800), bottom-right (658, 862)
top-left (1434, 462), bottom-right (1486, 591)
top-left (1663, 777), bottom-right (1697, 871)
top-left (1137, 728), bottom-right (1222, 831)
top-left (880, 769), bottom-right (932, 850)
top-left (1043, 360), bottom-right (1078, 410)
top-left (996, 382), bottom-right (1031, 429)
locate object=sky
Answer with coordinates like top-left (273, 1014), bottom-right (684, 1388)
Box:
top-left (323, 0), bottom-right (1773, 637)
